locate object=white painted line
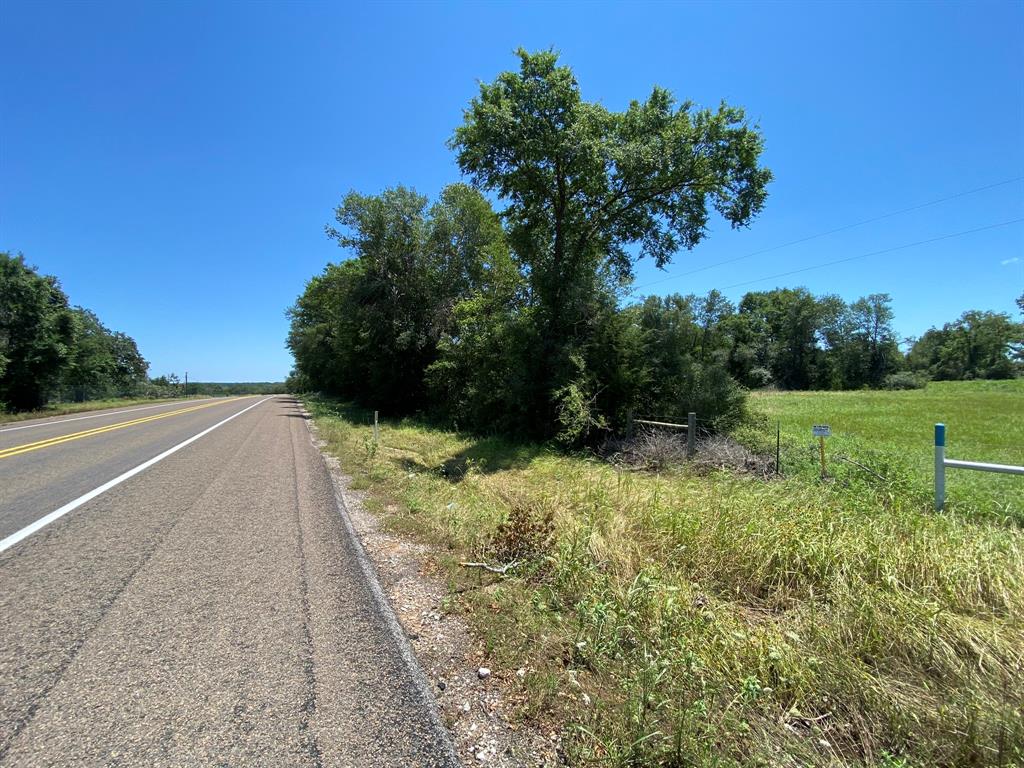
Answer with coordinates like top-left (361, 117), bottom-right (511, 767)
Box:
top-left (0, 397), bottom-right (274, 554)
top-left (0, 398), bottom-right (225, 434)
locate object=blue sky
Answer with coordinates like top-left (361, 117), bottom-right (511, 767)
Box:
top-left (2, 0), bottom-right (1022, 381)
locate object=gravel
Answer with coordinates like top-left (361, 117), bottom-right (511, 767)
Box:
top-left (309, 418), bottom-right (563, 768)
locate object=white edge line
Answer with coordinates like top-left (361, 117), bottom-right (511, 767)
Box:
top-left (0, 396), bottom-right (274, 554)
top-left (0, 397), bottom-right (227, 434)
top-left (299, 407), bottom-right (461, 765)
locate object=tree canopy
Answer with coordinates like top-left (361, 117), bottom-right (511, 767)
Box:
top-left (288, 184), bottom-right (512, 412)
top-left (448, 49), bottom-right (772, 431)
top-left (908, 309), bottom-right (1023, 381)
top-left (287, 49), bottom-right (1019, 441)
top-left (0, 252), bottom-right (149, 411)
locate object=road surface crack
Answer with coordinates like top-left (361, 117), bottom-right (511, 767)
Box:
top-left (289, 421), bottom-right (325, 768)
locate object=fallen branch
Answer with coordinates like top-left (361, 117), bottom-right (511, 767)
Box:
top-left (785, 710), bottom-right (832, 726)
top-left (459, 560), bottom-right (519, 575)
top-left (834, 455), bottom-right (888, 483)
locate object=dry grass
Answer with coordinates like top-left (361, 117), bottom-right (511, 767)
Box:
top-left (306, 383), bottom-right (1024, 767)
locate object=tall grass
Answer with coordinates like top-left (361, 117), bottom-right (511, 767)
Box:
top-left (307, 383), bottom-right (1023, 767)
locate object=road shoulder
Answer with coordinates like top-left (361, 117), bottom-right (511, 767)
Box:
top-left (303, 411), bottom-right (558, 767)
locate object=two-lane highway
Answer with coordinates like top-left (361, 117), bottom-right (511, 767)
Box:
top-left (0, 396), bottom-right (457, 766)
top-left (0, 397), bottom-right (257, 544)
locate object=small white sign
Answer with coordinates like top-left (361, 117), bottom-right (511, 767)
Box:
top-left (812, 425), bottom-right (831, 438)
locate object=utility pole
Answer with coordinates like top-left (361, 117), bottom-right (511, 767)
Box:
top-left (184, 371), bottom-right (188, 399)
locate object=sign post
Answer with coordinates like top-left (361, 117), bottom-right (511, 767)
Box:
top-left (812, 425), bottom-right (831, 477)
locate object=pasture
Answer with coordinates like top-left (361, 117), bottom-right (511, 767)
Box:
top-left (752, 379), bottom-right (1023, 519)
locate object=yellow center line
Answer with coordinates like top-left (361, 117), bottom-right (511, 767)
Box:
top-left (0, 397), bottom-right (252, 460)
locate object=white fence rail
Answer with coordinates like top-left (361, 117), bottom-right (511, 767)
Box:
top-left (934, 423), bottom-right (1024, 511)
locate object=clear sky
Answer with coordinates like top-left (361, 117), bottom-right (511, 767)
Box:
top-left (2, 0), bottom-right (1022, 381)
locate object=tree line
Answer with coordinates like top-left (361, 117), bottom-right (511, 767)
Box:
top-left (907, 302), bottom-right (1023, 382)
top-left (1, 252), bottom-right (150, 411)
top-left (287, 50), bottom-right (1021, 441)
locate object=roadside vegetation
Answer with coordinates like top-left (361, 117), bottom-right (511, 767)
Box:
top-left (1, 252), bottom-right (149, 412)
top-left (285, 49), bottom-right (1023, 765)
top-left (306, 380), bottom-right (1022, 767)
top-left (287, 52), bottom-right (1023, 446)
top-left (287, 49), bottom-right (775, 441)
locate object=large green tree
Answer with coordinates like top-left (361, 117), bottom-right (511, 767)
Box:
top-left (730, 288), bottom-right (832, 390)
top-left (63, 308), bottom-right (116, 400)
top-left (0, 253), bottom-right (76, 410)
top-left (61, 308), bottom-right (149, 400)
top-left (909, 310), bottom-right (1022, 380)
top-left (450, 49), bottom-right (772, 425)
top-left (844, 293), bottom-right (901, 387)
top-left (288, 184), bottom-right (511, 411)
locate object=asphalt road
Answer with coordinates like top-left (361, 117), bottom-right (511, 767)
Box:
top-left (0, 396), bottom-right (457, 767)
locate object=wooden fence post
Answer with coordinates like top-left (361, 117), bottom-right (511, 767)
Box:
top-left (687, 412), bottom-right (696, 458)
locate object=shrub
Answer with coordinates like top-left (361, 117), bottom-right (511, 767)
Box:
top-left (553, 359), bottom-right (608, 445)
top-left (746, 366), bottom-right (774, 389)
top-left (882, 371), bottom-right (928, 390)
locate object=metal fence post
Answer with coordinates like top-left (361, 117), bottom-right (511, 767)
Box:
top-left (687, 412), bottom-right (696, 458)
top-left (934, 423), bottom-right (945, 511)
top-left (373, 410), bottom-right (380, 444)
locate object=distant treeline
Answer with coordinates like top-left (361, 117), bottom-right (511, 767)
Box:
top-left (287, 51), bottom-right (1023, 442)
top-left (1, 252), bottom-right (150, 411)
top-left (151, 378), bottom-right (287, 397)
top-left (1, 253), bottom-right (288, 413)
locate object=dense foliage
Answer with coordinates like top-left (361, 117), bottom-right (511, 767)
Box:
top-left (288, 50), bottom-right (1021, 440)
top-left (448, 49), bottom-right (771, 438)
top-left (907, 306), bottom-right (1024, 380)
top-left (1, 252), bottom-right (150, 411)
top-left (287, 184), bottom-right (514, 413)
top-left (289, 50), bottom-right (773, 439)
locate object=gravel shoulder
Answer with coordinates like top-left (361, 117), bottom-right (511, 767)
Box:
top-left (305, 414), bottom-right (562, 767)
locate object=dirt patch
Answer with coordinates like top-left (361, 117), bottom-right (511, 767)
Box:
top-left (307, 421), bottom-right (562, 767)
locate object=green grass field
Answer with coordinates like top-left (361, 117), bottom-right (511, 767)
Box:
top-left (752, 379), bottom-right (1023, 519)
top-left (306, 380), bottom-right (1023, 767)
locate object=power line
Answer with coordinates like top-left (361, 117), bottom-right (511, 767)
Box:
top-left (630, 175), bottom-right (1024, 294)
top-left (714, 217), bottom-right (1024, 291)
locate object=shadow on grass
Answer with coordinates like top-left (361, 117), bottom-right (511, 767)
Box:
top-left (392, 437), bottom-right (547, 483)
top-left (301, 395), bottom-right (547, 483)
